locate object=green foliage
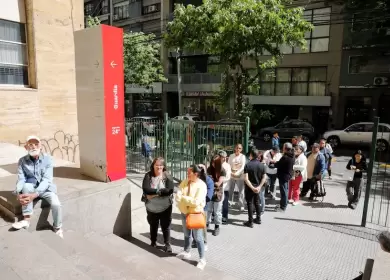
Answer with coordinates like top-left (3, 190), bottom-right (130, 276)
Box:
top-left (164, 0), bottom-right (312, 120)
top-left (85, 17), bottom-right (166, 87)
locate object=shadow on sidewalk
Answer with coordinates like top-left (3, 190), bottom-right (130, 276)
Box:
top-left (274, 217), bottom-right (381, 242)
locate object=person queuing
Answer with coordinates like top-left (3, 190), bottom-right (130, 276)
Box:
top-left (275, 143), bottom-right (295, 212)
top-left (227, 144), bottom-right (246, 211)
top-left (176, 165), bottom-right (207, 270)
top-left (296, 135), bottom-right (307, 153)
top-left (288, 145), bottom-right (307, 206)
top-left (142, 157), bottom-right (174, 253)
top-left (218, 150), bottom-right (232, 225)
top-left (319, 138), bottom-right (333, 180)
top-left (263, 146), bottom-right (282, 200)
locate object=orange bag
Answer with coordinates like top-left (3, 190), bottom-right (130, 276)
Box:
top-left (185, 181), bottom-right (206, 229)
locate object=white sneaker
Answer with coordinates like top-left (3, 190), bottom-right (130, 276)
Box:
top-left (176, 251), bottom-right (191, 260)
top-left (54, 228), bottom-right (64, 238)
top-left (288, 199), bottom-right (294, 203)
top-left (196, 259), bottom-right (207, 270)
top-left (12, 220), bottom-right (30, 230)
top-left (292, 201), bottom-right (299, 206)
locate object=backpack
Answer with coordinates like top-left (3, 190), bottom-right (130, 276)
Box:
top-left (312, 179), bottom-right (326, 201)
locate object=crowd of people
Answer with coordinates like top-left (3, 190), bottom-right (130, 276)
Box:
top-left (140, 134), bottom-right (356, 270)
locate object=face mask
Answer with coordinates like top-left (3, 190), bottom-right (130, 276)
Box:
top-left (28, 149), bottom-right (40, 157)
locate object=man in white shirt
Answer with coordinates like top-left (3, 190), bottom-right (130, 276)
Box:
top-left (297, 135), bottom-right (307, 153)
top-left (227, 144), bottom-right (246, 211)
top-left (263, 146), bottom-right (282, 200)
top-left (219, 150), bottom-right (232, 224)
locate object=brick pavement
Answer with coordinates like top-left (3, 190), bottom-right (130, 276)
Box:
top-left (129, 156), bottom-right (384, 280)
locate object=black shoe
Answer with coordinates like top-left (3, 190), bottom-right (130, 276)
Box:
top-left (192, 240), bottom-right (197, 248)
top-left (222, 217), bottom-right (228, 225)
top-left (243, 221), bottom-right (254, 228)
top-left (163, 243), bottom-right (172, 253)
top-left (151, 241), bottom-right (157, 247)
top-left (213, 226), bottom-right (220, 236)
top-left (350, 203), bottom-right (357, 210)
top-left (309, 195), bottom-right (315, 201)
top-left (254, 217), bottom-right (261, 224)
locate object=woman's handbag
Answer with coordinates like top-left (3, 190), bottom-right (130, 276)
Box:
top-left (185, 182), bottom-right (206, 229)
top-left (212, 184), bottom-right (223, 202)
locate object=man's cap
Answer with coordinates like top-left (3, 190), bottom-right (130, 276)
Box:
top-left (271, 145), bottom-right (280, 152)
top-left (298, 145), bottom-right (305, 151)
top-left (218, 150), bottom-right (227, 157)
top-left (284, 142), bottom-right (293, 150)
top-left (26, 135), bottom-right (40, 143)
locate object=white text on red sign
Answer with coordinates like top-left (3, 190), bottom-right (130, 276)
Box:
top-left (112, 126), bottom-right (120, 135)
top-left (113, 84), bottom-right (119, 110)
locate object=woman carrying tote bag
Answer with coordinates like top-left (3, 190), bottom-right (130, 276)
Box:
top-left (176, 165), bottom-right (207, 270)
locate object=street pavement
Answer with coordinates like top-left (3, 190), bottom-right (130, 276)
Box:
top-left (128, 154), bottom-right (388, 280)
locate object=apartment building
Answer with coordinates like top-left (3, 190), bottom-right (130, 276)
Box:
top-left (0, 0), bottom-right (83, 146)
top-left (338, 13), bottom-right (390, 128)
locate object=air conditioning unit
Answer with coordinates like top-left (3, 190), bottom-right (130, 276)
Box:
top-left (147, 5), bottom-right (157, 13)
top-left (373, 77), bottom-right (389, 86)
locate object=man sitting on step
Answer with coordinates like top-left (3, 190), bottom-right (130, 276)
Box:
top-left (11, 135), bottom-right (63, 238)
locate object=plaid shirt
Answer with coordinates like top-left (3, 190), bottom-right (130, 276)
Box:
top-left (15, 153), bottom-right (57, 195)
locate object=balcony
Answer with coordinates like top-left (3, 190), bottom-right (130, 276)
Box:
top-left (165, 73), bottom-right (222, 92)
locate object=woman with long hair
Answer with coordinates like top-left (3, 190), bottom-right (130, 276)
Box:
top-left (142, 157), bottom-right (174, 252)
top-left (176, 165), bottom-right (207, 270)
top-left (207, 155), bottom-right (226, 236)
top-left (227, 144), bottom-right (246, 211)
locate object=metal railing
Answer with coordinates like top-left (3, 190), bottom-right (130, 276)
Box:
top-left (167, 73), bottom-right (222, 84)
top-left (361, 116), bottom-right (390, 229)
top-left (125, 113), bottom-right (250, 182)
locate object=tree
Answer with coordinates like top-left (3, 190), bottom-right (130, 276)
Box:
top-left (86, 17), bottom-right (166, 87)
top-left (164, 0), bottom-right (312, 120)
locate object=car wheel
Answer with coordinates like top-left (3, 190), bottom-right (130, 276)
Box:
top-left (262, 132), bottom-right (272, 142)
top-left (376, 139), bottom-right (388, 152)
top-left (327, 136), bottom-right (340, 148)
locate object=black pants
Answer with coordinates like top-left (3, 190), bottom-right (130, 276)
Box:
top-left (301, 178), bottom-right (315, 197)
top-left (328, 169), bottom-right (332, 177)
top-left (244, 186), bottom-right (260, 223)
top-left (346, 178), bottom-right (363, 204)
top-left (146, 205), bottom-right (172, 244)
top-left (222, 190), bottom-right (229, 219)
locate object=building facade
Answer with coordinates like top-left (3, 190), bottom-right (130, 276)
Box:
top-left (0, 0), bottom-right (84, 162)
top-left (338, 12), bottom-right (390, 128)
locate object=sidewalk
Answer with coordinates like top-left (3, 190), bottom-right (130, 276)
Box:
top-left (129, 165), bottom-right (381, 280)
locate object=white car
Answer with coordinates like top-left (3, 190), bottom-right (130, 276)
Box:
top-left (323, 122), bottom-right (390, 152)
top-left (172, 115), bottom-right (201, 122)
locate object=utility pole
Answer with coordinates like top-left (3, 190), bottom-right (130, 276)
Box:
top-left (176, 48), bottom-right (183, 116)
top-left (109, 0), bottom-right (114, 26)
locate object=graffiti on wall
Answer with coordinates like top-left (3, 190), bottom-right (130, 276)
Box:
top-left (19, 131), bottom-right (79, 163)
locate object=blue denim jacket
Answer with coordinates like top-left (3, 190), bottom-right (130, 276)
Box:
top-left (306, 152), bottom-right (327, 177)
top-left (15, 153), bottom-right (57, 195)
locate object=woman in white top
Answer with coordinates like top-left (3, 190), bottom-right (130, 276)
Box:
top-left (288, 145), bottom-right (307, 205)
top-left (262, 146), bottom-right (282, 199)
top-left (227, 144), bottom-right (246, 211)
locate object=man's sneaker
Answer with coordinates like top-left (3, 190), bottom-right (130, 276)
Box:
top-left (176, 251), bottom-right (191, 260)
top-left (54, 228), bottom-right (64, 239)
top-left (288, 199), bottom-right (294, 203)
top-left (12, 220), bottom-right (30, 230)
top-left (213, 227), bottom-right (220, 236)
top-left (163, 243), bottom-right (172, 253)
top-left (196, 259), bottom-right (207, 270)
top-left (243, 221), bottom-right (253, 228)
top-left (254, 217), bottom-right (261, 224)
top-left (292, 201), bottom-right (300, 206)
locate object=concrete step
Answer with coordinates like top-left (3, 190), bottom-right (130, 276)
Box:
top-left (34, 230), bottom-right (145, 280)
top-left (0, 228), bottom-right (91, 280)
top-left (86, 233), bottom-right (237, 280)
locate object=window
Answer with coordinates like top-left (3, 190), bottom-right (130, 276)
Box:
top-left (379, 125), bottom-right (390, 133)
top-left (281, 7), bottom-right (331, 54)
top-left (84, 3), bottom-right (94, 16)
top-left (114, 4), bottom-right (130, 20)
top-left (259, 67), bottom-right (327, 96)
top-left (349, 55), bottom-right (390, 74)
top-left (0, 19), bottom-right (28, 85)
top-left (101, 0), bottom-right (109, 15)
top-left (143, 4), bottom-right (161, 15)
top-left (346, 124), bottom-right (365, 132)
top-left (363, 124), bottom-right (374, 132)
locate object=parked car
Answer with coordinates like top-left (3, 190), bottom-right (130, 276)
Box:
top-left (126, 116), bottom-right (162, 136)
top-left (172, 114), bottom-right (201, 122)
top-left (258, 119), bottom-right (316, 144)
top-left (323, 122), bottom-right (390, 152)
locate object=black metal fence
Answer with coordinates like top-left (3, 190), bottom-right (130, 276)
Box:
top-left (125, 113), bottom-right (250, 182)
top-left (361, 117), bottom-right (390, 229)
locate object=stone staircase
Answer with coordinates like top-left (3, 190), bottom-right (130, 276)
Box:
top-left (0, 227), bottom-right (236, 280)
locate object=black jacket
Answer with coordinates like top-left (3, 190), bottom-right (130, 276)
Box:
top-left (142, 171), bottom-right (174, 196)
top-left (275, 151), bottom-right (295, 181)
top-left (346, 158), bottom-right (367, 179)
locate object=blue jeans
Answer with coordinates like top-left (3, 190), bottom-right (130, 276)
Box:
top-left (21, 183), bottom-right (62, 228)
top-left (278, 178), bottom-right (289, 210)
top-left (259, 187), bottom-right (265, 214)
top-left (181, 214), bottom-right (205, 259)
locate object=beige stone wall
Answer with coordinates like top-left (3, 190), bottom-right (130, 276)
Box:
top-left (0, 0), bottom-right (84, 163)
